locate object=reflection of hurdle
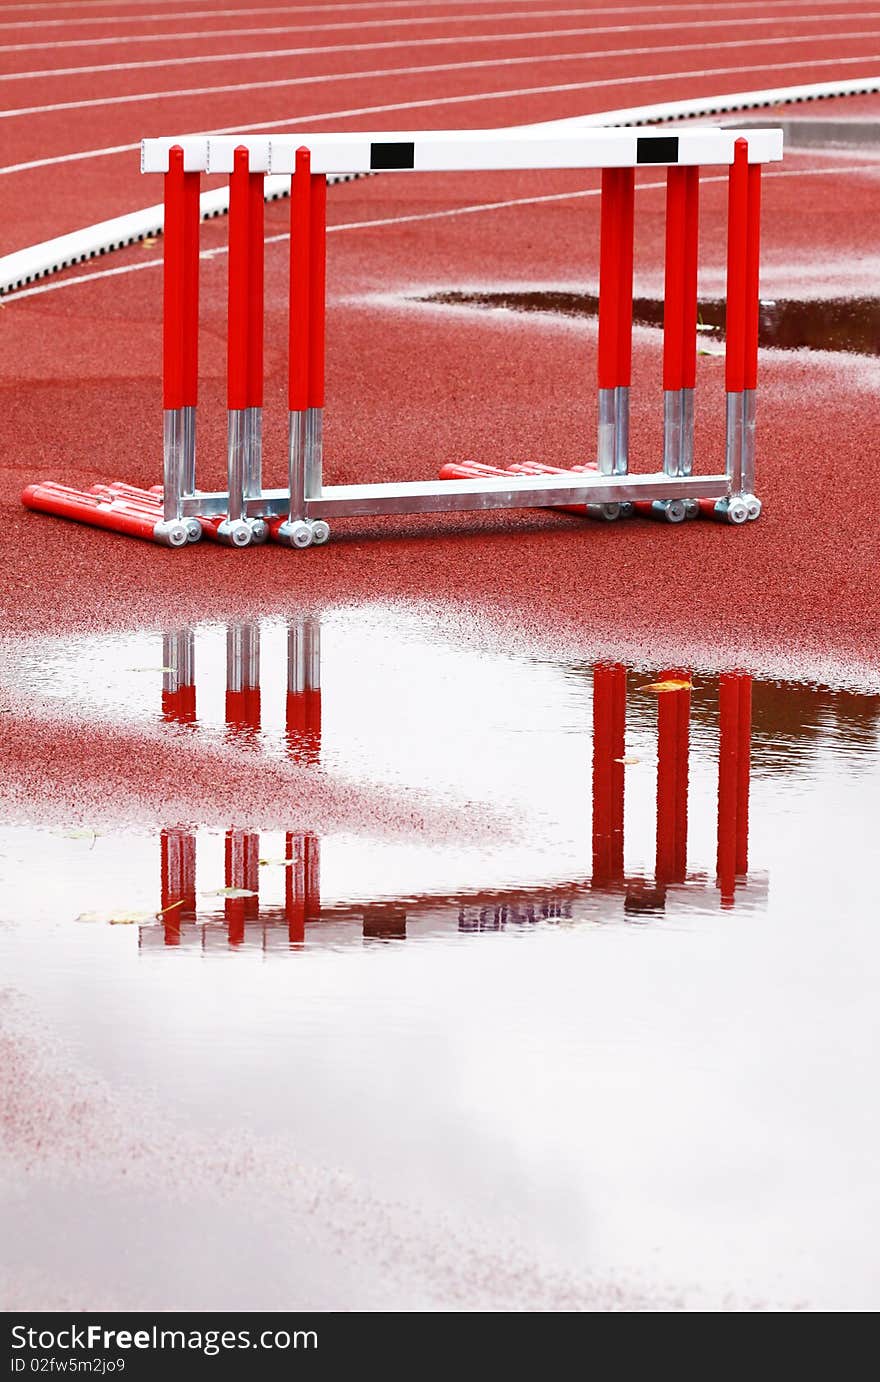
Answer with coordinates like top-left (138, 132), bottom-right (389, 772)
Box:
top-left (154, 621), bottom-right (756, 951)
top-left (24, 127), bottom-right (780, 545)
top-left (158, 616), bottom-right (322, 945)
top-left (591, 665), bottom-right (752, 905)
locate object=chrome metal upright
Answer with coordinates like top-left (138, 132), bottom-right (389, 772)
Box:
top-left (288, 616), bottom-right (321, 696)
top-left (162, 408), bottom-right (184, 522)
top-left (662, 389), bottom-right (682, 478)
top-left (163, 627), bottom-right (195, 695)
top-left (613, 384), bottom-right (629, 476)
top-left (597, 387), bottom-right (616, 475)
top-left (227, 621), bottom-right (260, 693)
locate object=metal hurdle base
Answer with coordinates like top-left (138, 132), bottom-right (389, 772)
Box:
top-left (174, 469), bottom-right (759, 547)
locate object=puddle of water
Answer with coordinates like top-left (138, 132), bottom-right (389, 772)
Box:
top-left (1, 606), bottom-right (879, 1310)
top-left (422, 289), bottom-right (880, 357)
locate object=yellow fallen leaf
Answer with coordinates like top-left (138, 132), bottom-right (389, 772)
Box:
top-left (258, 856), bottom-right (295, 868)
top-left (641, 679), bottom-right (692, 694)
top-left (201, 886), bottom-right (258, 899)
top-left (615, 755), bottom-right (641, 765)
top-left (142, 236), bottom-right (158, 248)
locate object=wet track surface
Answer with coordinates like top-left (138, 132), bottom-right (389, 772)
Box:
top-left (3, 0), bottom-right (880, 1314)
top-left (424, 287), bottom-right (880, 356)
top-left (2, 603), bottom-right (880, 1309)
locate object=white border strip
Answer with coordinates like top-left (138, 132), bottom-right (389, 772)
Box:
top-left (1, 75), bottom-right (877, 295)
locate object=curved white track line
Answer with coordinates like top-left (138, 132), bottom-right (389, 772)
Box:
top-left (6, 21), bottom-right (878, 84)
top-left (5, 161), bottom-right (877, 306)
top-left (3, 64), bottom-right (880, 179)
top-left (4, 8), bottom-right (875, 56)
top-left (1, 74), bottom-right (878, 293)
top-left (0, 0), bottom-right (867, 30)
top-left (6, 41), bottom-right (880, 122)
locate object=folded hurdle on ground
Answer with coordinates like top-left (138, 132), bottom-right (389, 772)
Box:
top-left (22, 125), bottom-right (782, 547)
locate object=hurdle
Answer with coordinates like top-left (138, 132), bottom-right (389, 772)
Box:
top-left (153, 616), bottom-right (757, 948)
top-left (22, 126), bottom-right (779, 546)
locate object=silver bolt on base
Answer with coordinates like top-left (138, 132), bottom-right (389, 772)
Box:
top-left (247, 517), bottom-right (270, 545)
top-left (276, 519), bottom-right (314, 549)
top-left (683, 498), bottom-right (701, 520)
top-left (152, 519), bottom-right (190, 548)
top-left (716, 496), bottom-right (750, 525)
top-left (586, 502), bottom-right (621, 522)
top-left (310, 520), bottom-right (331, 545)
top-left (215, 518), bottom-right (254, 548)
top-left (619, 501), bottom-right (635, 519)
top-left (652, 499), bottom-right (688, 524)
top-left (183, 517), bottom-right (203, 543)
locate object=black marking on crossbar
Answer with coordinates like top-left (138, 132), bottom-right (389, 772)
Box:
top-left (636, 136), bottom-right (680, 164)
top-left (370, 141), bottom-right (415, 170)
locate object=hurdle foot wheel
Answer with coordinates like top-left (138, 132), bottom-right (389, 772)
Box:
top-left (654, 499), bottom-right (687, 524)
top-left (277, 519), bottom-right (314, 549)
top-left (587, 502), bottom-right (620, 522)
top-left (183, 517), bottom-right (203, 543)
top-left (744, 494), bottom-right (762, 521)
top-left (216, 518), bottom-right (254, 548)
top-left (311, 519), bottom-right (331, 545)
top-left (724, 497), bottom-right (750, 526)
top-left (152, 519), bottom-right (190, 549)
top-left (248, 517), bottom-right (270, 545)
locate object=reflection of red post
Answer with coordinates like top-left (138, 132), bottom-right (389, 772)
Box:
top-left (735, 675), bottom-right (752, 876)
top-left (286, 617), bottom-right (321, 765)
top-left (656, 673), bottom-right (691, 884)
top-left (717, 672), bottom-right (752, 906)
top-left (162, 629), bottom-right (196, 723)
top-left (160, 828), bottom-right (196, 945)
top-left (226, 623), bottom-right (261, 739)
top-left (284, 832), bottom-right (321, 944)
top-left (592, 663), bottom-right (626, 884)
top-left (225, 828), bottom-right (259, 946)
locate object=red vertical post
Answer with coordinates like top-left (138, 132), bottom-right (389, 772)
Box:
top-left (225, 829), bottom-right (260, 945)
top-left (744, 163), bottom-right (762, 393)
top-left (592, 663), bottom-right (626, 885)
top-left (285, 833), bottom-right (320, 943)
top-left (673, 679), bottom-right (690, 879)
top-left (289, 147), bottom-right (312, 413)
top-left (663, 169), bottom-right (686, 394)
top-left (735, 674), bottom-right (752, 875)
top-left (609, 664), bottom-right (626, 877)
top-left (725, 139), bottom-right (749, 396)
top-left (308, 171), bottom-right (327, 409)
top-left (592, 663), bottom-right (612, 883)
top-left (597, 170), bottom-right (621, 393)
top-left (681, 167), bottom-right (700, 392)
top-left (616, 168), bottom-right (635, 390)
top-left (247, 165), bottom-right (264, 411)
top-left (181, 162), bottom-right (200, 409)
top-left (227, 146), bottom-right (250, 412)
top-left (160, 828), bottom-right (196, 944)
top-left (163, 146), bottom-right (186, 411)
top-left (717, 674), bottom-right (740, 906)
top-left (655, 675), bottom-right (690, 885)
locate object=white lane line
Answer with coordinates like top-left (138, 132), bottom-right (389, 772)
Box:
top-left (5, 161), bottom-right (876, 305)
top-left (6, 20), bottom-right (879, 83)
top-left (0, 0), bottom-right (868, 32)
top-left (5, 42), bottom-right (880, 124)
top-left (2, 7), bottom-right (877, 54)
top-left (4, 58), bottom-right (880, 179)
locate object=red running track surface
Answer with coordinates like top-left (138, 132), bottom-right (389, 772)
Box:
top-left (1, 1), bottom-right (879, 681)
